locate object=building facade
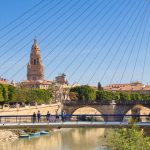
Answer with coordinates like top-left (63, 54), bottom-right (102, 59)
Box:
top-left (103, 82), bottom-right (150, 94)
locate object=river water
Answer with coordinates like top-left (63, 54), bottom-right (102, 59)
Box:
top-left (0, 128), bottom-right (108, 150)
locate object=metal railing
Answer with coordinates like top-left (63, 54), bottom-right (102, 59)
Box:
top-left (63, 100), bottom-right (150, 105)
top-left (0, 114), bottom-right (149, 124)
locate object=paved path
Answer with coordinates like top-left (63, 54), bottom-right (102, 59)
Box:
top-left (0, 121), bottom-right (150, 129)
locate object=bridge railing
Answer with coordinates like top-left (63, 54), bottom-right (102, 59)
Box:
top-left (0, 114), bottom-right (150, 124)
top-left (64, 100), bottom-right (150, 105)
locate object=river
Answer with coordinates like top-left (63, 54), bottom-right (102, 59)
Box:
top-left (0, 128), bottom-right (108, 150)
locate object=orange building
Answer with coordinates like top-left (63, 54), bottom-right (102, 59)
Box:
top-left (103, 82), bottom-right (150, 94)
top-left (0, 78), bottom-right (7, 84)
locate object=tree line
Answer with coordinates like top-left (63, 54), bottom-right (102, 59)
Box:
top-left (69, 85), bottom-right (150, 102)
top-left (0, 84), bottom-right (53, 106)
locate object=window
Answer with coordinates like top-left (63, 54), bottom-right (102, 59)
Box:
top-left (34, 59), bottom-right (36, 65)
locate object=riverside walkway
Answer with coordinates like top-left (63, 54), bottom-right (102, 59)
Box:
top-left (0, 114), bottom-right (150, 129)
top-left (1, 121), bottom-right (150, 129)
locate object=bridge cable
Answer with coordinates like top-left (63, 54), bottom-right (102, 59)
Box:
top-left (9, 0), bottom-right (106, 81)
top-left (61, 0), bottom-right (128, 78)
top-left (0, 0), bottom-right (57, 40)
top-left (130, 8), bottom-right (150, 83)
top-left (99, 1), bottom-right (149, 83)
top-left (38, 0), bottom-right (102, 60)
top-left (0, 0), bottom-right (69, 59)
top-left (0, 0), bottom-right (83, 69)
top-left (119, 3), bottom-right (149, 84)
top-left (86, 0), bottom-right (145, 84)
top-left (44, 0), bottom-right (114, 78)
top-left (1, 0), bottom-right (96, 79)
top-left (69, 0), bottom-right (142, 83)
top-left (0, 0), bottom-right (45, 32)
top-left (141, 32), bottom-right (150, 83)
top-left (109, 5), bottom-right (150, 84)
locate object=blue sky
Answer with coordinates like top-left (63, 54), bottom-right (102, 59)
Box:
top-left (0, 0), bottom-right (150, 86)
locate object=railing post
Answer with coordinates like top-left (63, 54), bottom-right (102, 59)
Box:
top-left (19, 116), bottom-right (21, 124)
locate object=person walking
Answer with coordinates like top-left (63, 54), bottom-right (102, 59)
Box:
top-left (61, 110), bottom-right (66, 122)
top-left (55, 109), bottom-right (59, 122)
top-left (32, 112), bottom-right (36, 123)
top-left (46, 111), bottom-right (51, 123)
top-left (37, 110), bottom-right (41, 123)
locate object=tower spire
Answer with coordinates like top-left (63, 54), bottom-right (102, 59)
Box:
top-left (34, 36), bottom-right (37, 44)
top-left (32, 36), bottom-right (39, 49)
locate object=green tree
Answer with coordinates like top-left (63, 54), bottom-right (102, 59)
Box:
top-left (69, 92), bottom-right (78, 101)
top-left (8, 85), bottom-right (16, 102)
top-left (107, 125), bottom-right (150, 150)
top-left (98, 82), bottom-right (103, 90)
top-left (112, 92), bottom-right (120, 101)
top-left (0, 84), bottom-right (8, 106)
top-left (70, 85), bottom-right (96, 101)
top-left (130, 93), bottom-right (141, 101)
top-left (120, 92), bottom-right (131, 101)
top-left (96, 90), bottom-right (113, 101)
top-left (14, 88), bottom-right (27, 103)
top-left (2, 84), bottom-right (8, 102)
top-left (0, 87), bottom-right (4, 105)
top-left (140, 94), bottom-right (150, 101)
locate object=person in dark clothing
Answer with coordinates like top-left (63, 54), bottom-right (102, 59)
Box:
top-left (32, 112), bottom-right (36, 123)
top-left (37, 110), bottom-right (41, 123)
top-left (61, 110), bottom-right (66, 122)
top-left (55, 110), bottom-right (59, 122)
top-left (46, 111), bottom-right (51, 123)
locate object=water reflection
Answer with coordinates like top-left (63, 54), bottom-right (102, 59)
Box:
top-left (0, 128), bottom-right (108, 150)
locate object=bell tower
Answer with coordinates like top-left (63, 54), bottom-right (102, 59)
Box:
top-left (27, 37), bottom-right (44, 81)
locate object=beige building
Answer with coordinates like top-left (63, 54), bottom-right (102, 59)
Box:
top-left (20, 80), bottom-right (52, 89)
top-left (103, 82), bottom-right (150, 94)
top-left (55, 73), bottom-right (68, 85)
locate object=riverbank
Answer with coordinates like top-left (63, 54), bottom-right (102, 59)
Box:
top-left (0, 128), bottom-right (63, 142)
top-left (0, 130), bottom-right (22, 142)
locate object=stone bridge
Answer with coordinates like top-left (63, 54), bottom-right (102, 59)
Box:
top-left (62, 101), bottom-right (150, 121)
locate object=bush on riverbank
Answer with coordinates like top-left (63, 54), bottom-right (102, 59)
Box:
top-left (107, 125), bottom-right (150, 150)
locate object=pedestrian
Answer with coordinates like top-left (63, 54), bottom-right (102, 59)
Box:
top-left (61, 110), bottom-right (66, 122)
top-left (37, 110), bottom-right (41, 123)
top-left (32, 112), bottom-right (36, 123)
top-left (46, 111), bottom-right (51, 123)
top-left (55, 109), bottom-right (59, 122)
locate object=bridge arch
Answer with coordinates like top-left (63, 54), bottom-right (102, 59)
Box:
top-left (63, 103), bottom-right (114, 121)
top-left (123, 104), bottom-right (150, 122)
top-left (71, 106), bottom-right (105, 121)
top-left (70, 106), bottom-right (103, 114)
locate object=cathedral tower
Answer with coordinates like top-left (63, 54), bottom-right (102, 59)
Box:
top-left (27, 38), bottom-right (44, 81)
